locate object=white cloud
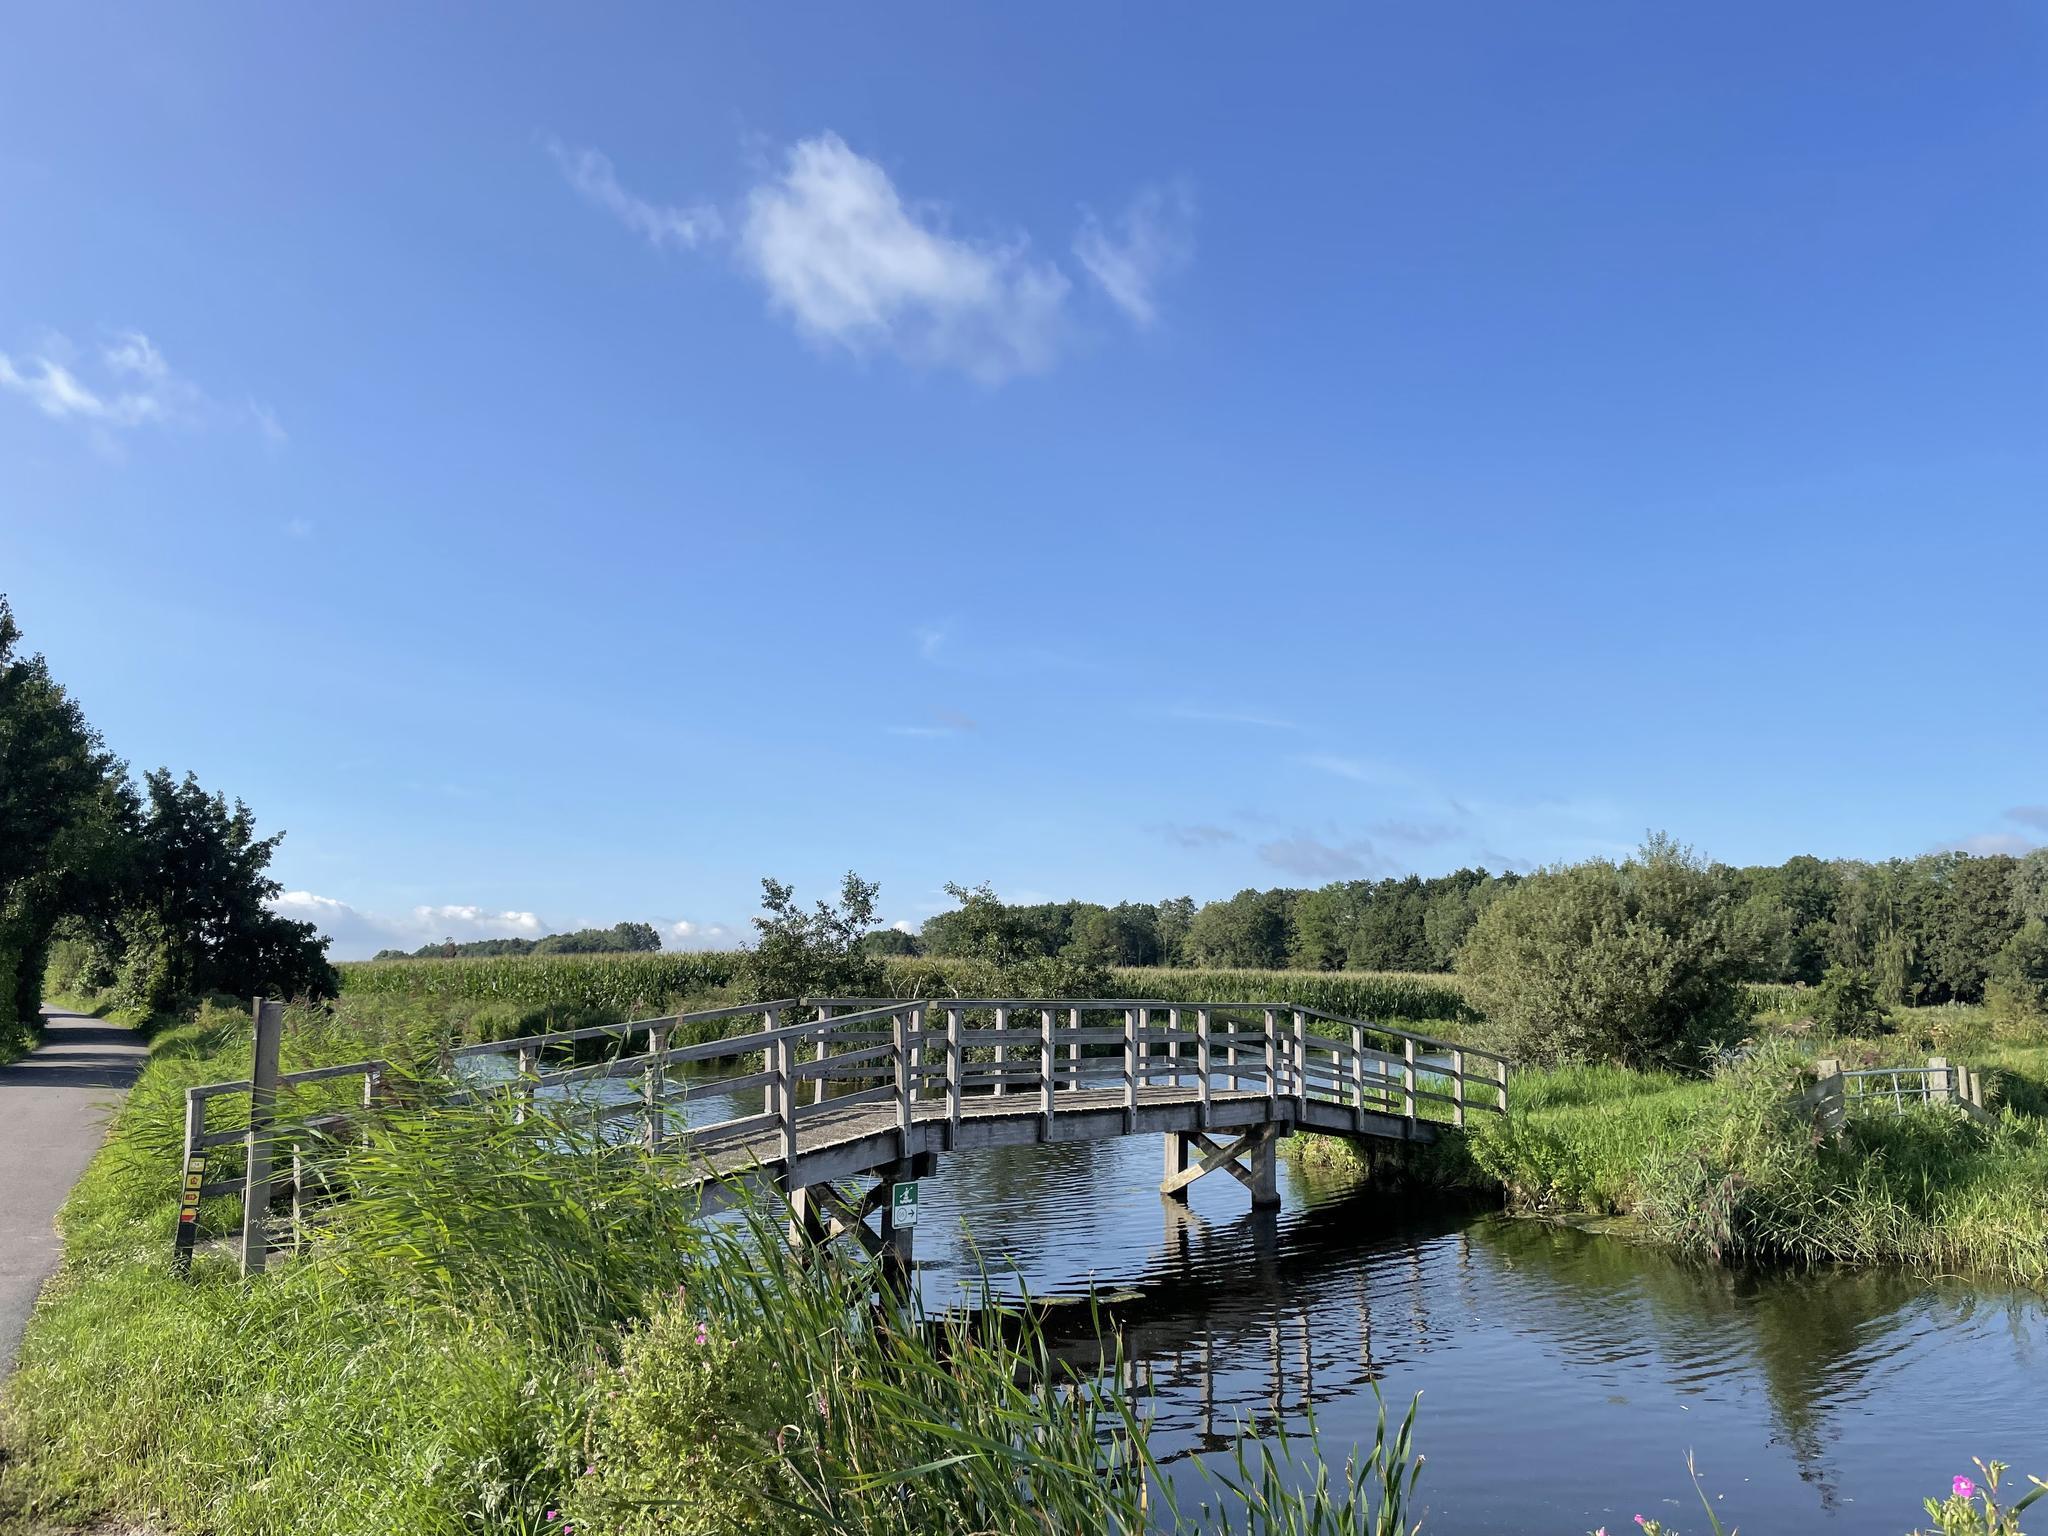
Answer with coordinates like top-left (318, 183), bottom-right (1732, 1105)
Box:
top-left (1073, 182), bottom-right (1194, 329)
top-left (666, 918), bottom-right (743, 949)
top-left (739, 133), bottom-right (1070, 384)
top-left (272, 891), bottom-right (546, 960)
top-left (0, 329), bottom-right (275, 448)
top-left (546, 137), bottom-right (723, 252)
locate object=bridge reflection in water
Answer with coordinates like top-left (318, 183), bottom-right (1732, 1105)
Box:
top-left (904, 1133), bottom-right (2046, 1534)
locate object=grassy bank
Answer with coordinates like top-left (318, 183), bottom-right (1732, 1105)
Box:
top-left (1459, 1041), bottom-right (2048, 1287)
top-left (0, 994), bottom-right (1430, 1536)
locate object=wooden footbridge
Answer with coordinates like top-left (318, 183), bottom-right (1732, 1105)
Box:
top-left (178, 996), bottom-right (1510, 1277)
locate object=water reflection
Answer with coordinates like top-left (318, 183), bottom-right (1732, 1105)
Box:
top-left (911, 1134), bottom-right (2045, 1534)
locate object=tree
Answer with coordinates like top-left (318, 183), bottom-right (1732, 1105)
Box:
top-left (1812, 964), bottom-right (1884, 1034)
top-left (1456, 835), bottom-right (1752, 1068)
top-left (2014, 850), bottom-right (2048, 927)
top-left (111, 769), bottom-right (335, 1010)
top-left (1922, 853), bottom-right (2021, 1004)
top-left (860, 927), bottom-right (920, 957)
top-left (1153, 896), bottom-right (1196, 967)
top-left (0, 597), bottom-right (134, 1023)
top-left (1182, 888), bottom-right (1290, 969)
top-left (743, 873), bottom-right (885, 1002)
top-left (1064, 902), bottom-right (1161, 968)
top-left (1988, 921), bottom-right (2048, 1022)
top-left (1288, 883), bottom-right (1365, 971)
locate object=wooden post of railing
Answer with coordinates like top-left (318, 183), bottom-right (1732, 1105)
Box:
top-left (1402, 1037), bottom-right (1416, 1121)
top-left (993, 1005), bottom-right (1008, 1098)
top-left (1067, 1005), bottom-right (1081, 1082)
top-left (1123, 1006), bottom-right (1140, 1134)
top-left (944, 1005), bottom-right (962, 1148)
top-left (1349, 1023), bottom-right (1366, 1131)
top-left (1494, 1055), bottom-right (1509, 1114)
top-left (1450, 1047), bottom-right (1466, 1129)
top-left (1196, 1007), bottom-right (1213, 1130)
top-left (643, 1023), bottom-right (672, 1149)
top-left (775, 1031), bottom-right (797, 1167)
top-left (761, 1005), bottom-right (782, 1120)
top-left (907, 1005), bottom-right (922, 1106)
top-left (813, 1003), bottom-right (836, 1107)
top-left (894, 1007), bottom-right (914, 1148)
top-left (1167, 1005), bottom-right (1182, 1089)
top-left (1038, 1006), bottom-right (1056, 1136)
top-left (1292, 1010), bottom-right (1310, 1118)
top-left (1928, 1055), bottom-right (1949, 1106)
top-left (1263, 1008), bottom-right (1280, 1113)
top-left (515, 1043), bottom-right (537, 1125)
top-left (240, 997), bottom-right (285, 1279)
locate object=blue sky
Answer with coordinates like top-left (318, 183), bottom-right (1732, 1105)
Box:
top-left (3, 4), bottom-right (2043, 958)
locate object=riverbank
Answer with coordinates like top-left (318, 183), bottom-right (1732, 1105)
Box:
top-left (1296, 1035), bottom-right (2048, 1288)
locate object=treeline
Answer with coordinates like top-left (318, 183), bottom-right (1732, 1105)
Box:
top-left (371, 921), bottom-right (662, 962)
top-left (1, 597), bottom-right (333, 1028)
top-left (881, 850), bottom-right (2048, 1008)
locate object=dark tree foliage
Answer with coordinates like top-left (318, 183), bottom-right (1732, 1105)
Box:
top-left (112, 769), bottom-right (336, 1010)
top-left (0, 598), bottom-right (133, 1024)
top-left (374, 922), bottom-right (665, 961)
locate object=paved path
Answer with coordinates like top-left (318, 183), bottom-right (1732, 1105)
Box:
top-left (0, 1009), bottom-right (147, 1376)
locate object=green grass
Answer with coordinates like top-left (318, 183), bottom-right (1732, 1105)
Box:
top-left (0, 993), bottom-right (1429, 1536)
top-left (1464, 1040), bottom-right (2048, 1286)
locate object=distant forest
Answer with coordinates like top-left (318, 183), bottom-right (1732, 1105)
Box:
top-left (373, 920), bottom-right (662, 962)
top-left (373, 850), bottom-right (2048, 1012)
top-left (869, 851), bottom-right (2048, 1008)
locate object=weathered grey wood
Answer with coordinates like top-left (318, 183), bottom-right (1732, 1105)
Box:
top-left (944, 1006), bottom-right (962, 1149)
top-left (1451, 1048), bottom-right (1466, 1129)
top-left (1196, 1007), bottom-right (1214, 1129)
top-left (240, 998), bottom-right (285, 1278)
top-left (992, 1005), bottom-right (1008, 1098)
top-left (812, 1003), bottom-right (835, 1106)
top-left (1263, 1008), bottom-right (1279, 1113)
top-left (1123, 1006), bottom-right (1139, 1135)
top-left (1038, 1006), bottom-right (1056, 1136)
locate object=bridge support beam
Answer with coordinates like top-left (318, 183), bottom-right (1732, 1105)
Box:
top-left (1159, 1123), bottom-right (1283, 1209)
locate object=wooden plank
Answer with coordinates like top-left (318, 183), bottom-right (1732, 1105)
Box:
top-left (240, 998), bottom-right (285, 1278)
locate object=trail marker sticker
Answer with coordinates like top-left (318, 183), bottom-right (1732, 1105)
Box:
top-left (890, 1181), bottom-right (920, 1229)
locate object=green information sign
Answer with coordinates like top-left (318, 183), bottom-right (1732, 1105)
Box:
top-left (890, 1180), bottom-right (920, 1229)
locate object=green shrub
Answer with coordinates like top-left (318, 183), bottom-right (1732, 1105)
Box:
top-left (1456, 836), bottom-right (1751, 1068)
top-left (1813, 964), bottom-right (1885, 1034)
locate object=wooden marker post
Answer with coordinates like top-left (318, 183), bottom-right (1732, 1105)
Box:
top-left (240, 998), bottom-right (285, 1278)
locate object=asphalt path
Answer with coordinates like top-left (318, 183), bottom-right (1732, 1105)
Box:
top-left (0, 1009), bottom-right (147, 1377)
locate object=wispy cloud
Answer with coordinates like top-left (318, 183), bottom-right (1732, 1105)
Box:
top-left (1256, 834), bottom-right (1386, 881)
top-left (666, 918), bottom-right (744, 949)
top-left (740, 132), bottom-right (1068, 384)
top-left (1368, 818), bottom-right (1462, 848)
top-left (889, 708), bottom-right (978, 739)
top-left (552, 130), bottom-right (1190, 385)
top-left (1073, 182), bottom-right (1194, 329)
top-left (1165, 705), bottom-right (1297, 730)
top-left (1156, 822), bottom-right (1240, 849)
top-left (546, 137), bottom-right (723, 251)
top-left (0, 329), bottom-right (277, 451)
top-left (2008, 806), bottom-right (2048, 831)
top-left (910, 615), bottom-right (1084, 674)
top-left (272, 891), bottom-right (548, 961)
top-left (1297, 753), bottom-right (1406, 787)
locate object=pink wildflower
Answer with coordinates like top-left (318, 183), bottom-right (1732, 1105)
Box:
top-left (1955, 1476), bottom-right (1977, 1500)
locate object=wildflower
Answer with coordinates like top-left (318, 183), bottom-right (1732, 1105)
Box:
top-left (695, 1323), bottom-right (709, 1346)
top-left (1955, 1475), bottom-right (1977, 1500)
top-left (584, 1464), bottom-right (597, 1476)
top-left (816, 1392), bottom-right (830, 1421)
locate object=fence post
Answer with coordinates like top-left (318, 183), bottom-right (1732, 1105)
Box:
top-left (173, 1088), bottom-right (206, 1276)
top-left (813, 1003), bottom-right (836, 1107)
top-left (1038, 1006), bottom-right (1055, 1137)
top-left (1349, 1023), bottom-right (1366, 1131)
top-left (1928, 1055), bottom-right (1951, 1106)
top-left (1494, 1055), bottom-right (1509, 1115)
top-left (775, 1031), bottom-right (797, 1168)
top-left (1067, 1005), bottom-right (1082, 1080)
top-left (1167, 1005), bottom-right (1182, 1090)
top-left (1814, 1057), bottom-right (1844, 1135)
top-left (514, 1043), bottom-right (536, 1124)
top-left (894, 1008), bottom-right (914, 1151)
top-left (1402, 1037), bottom-right (1417, 1122)
top-left (240, 997), bottom-right (285, 1279)
top-left (1450, 1047), bottom-right (1466, 1129)
top-left (1196, 1007), bottom-right (1213, 1130)
top-left (993, 1005), bottom-right (1008, 1098)
top-left (1292, 1010), bottom-right (1310, 1118)
top-left (1123, 1006), bottom-right (1140, 1134)
top-left (643, 1024), bottom-right (672, 1149)
top-left (945, 1006), bottom-right (962, 1149)
top-left (1263, 1008), bottom-right (1280, 1114)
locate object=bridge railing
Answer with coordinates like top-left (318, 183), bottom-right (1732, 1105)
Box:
top-left (179, 995), bottom-right (1509, 1275)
